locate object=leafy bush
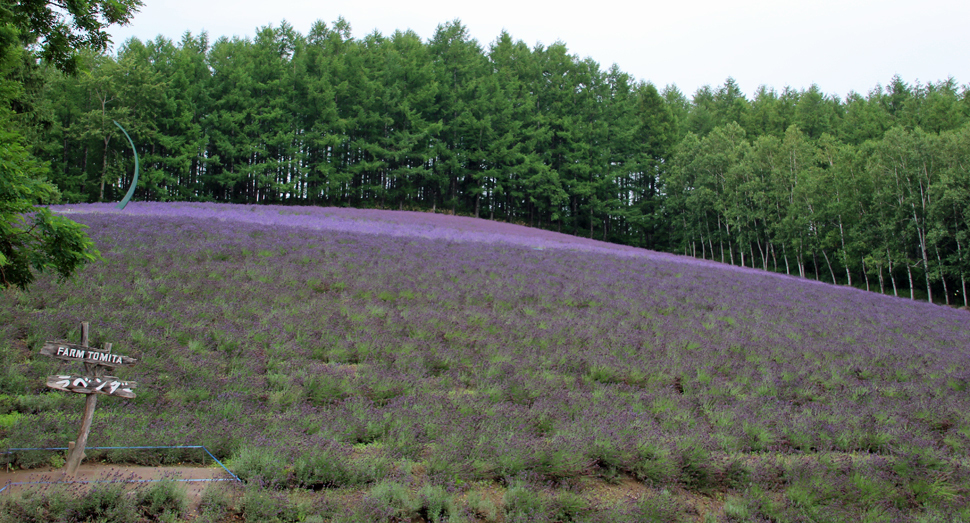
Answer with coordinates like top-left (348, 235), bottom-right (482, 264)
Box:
top-left (464, 489), bottom-right (500, 522)
top-left (503, 484), bottom-right (547, 523)
top-left (366, 480), bottom-right (420, 518)
top-left (238, 484), bottom-right (302, 523)
top-left (228, 446), bottom-right (291, 489)
top-left (417, 484), bottom-right (455, 523)
top-left (0, 486), bottom-right (73, 523)
top-left (547, 490), bottom-right (590, 522)
top-left (135, 479), bottom-right (188, 521)
top-left (630, 489), bottom-right (692, 523)
top-left (67, 482), bottom-right (140, 522)
top-left (195, 482), bottom-right (237, 522)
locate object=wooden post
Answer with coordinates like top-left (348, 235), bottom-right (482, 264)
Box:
top-left (64, 322), bottom-right (91, 475)
top-left (65, 395), bottom-right (96, 474)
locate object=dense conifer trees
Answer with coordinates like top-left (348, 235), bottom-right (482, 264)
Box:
top-left (20, 19), bottom-right (970, 303)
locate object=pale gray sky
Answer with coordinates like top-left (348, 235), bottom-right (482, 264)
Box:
top-left (107, 0), bottom-right (969, 100)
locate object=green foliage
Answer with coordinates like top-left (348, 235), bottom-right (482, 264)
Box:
top-left (632, 489), bottom-right (691, 523)
top-left (0, 410), bottom-right (21, 429)
top-left (502, 483), bottom-right (546, 523)
top-left (632, 443), bottom-right (678, 486)
top-left (0, 0), bottom-right (134, 291)
top-left (136, 480), bottom-right (189, 521)
top-left (366, 480), bottom-right (421, 517)
top-left (196, 483), bottom-right (237, 522)
top-left (66, 482), bottom-right (139, 522)
top-left (237, 484), bottom-right (303, 523)
top-left (4, 0), bottom-right (143, 74)
top-left (228, 446), bottom-right (291, 489)
top-left (417, 484), bottom-right (455, 523)
top-left (0, 486), bottom-right (74, 523)
top-left (546, 490), bottom-right (589, 522)
top-left (0, 131), bottom-right (101, 289)
top-left (294, 448), bottom-right (373, 489)
top-left (465, 489), bottom-right (500, 522)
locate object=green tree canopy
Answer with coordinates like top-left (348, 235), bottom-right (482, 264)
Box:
top-left (0, 0), bottom-right (138, 288)
top-left (0, 129), bottom-right (99, 288)
top-left (4, 0), bottom-right (143, 73)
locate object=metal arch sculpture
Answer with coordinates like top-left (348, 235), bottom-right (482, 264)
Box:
top-left (113, 121), bottom-right (139, 210)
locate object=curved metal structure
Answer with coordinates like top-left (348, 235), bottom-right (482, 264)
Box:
top-left (113, 121), bottom-right (139, 210)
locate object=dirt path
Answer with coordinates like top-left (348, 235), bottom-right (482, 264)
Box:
top-left (0, 463), bottom-right (237, 512)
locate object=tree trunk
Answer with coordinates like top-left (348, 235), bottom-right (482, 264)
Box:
top-left (756, 239), bottom-right (767, 271)
top-left (936, 246), bottom-right (949, 305)
top-left (887, 248), bottom-right (898, 297)
top-left (837, 214), bottom-right (851, 286)
top-left (80, 146), bottom-right (89, 195)
top-left (958, 236), bottom-right (968, 306)
top-left (907, 262), bottom-right (915, 300)
top-left (99, 136), bottom-right (111, 202)
top-left (821, 250), bottom-right (837, 284)
top-left (913, 207), bottom-right (932, 303)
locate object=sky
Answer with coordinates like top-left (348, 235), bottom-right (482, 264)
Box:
top-left (107, 0), bottom-right (969, 101)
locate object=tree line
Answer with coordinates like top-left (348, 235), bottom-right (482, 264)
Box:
top-left (16, 18), bottom-right (970, 303)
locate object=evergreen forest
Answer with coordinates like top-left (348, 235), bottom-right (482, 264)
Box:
top-left (12, 18), bottom-right (970, 305)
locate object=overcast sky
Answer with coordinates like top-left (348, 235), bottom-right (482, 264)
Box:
top-left (107, 0), bottom-right (968, 101)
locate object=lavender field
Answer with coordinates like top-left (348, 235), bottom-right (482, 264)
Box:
top-left (3, 202), bottom-right (970, 522)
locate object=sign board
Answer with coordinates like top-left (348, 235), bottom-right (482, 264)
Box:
top-left (40, 342), bottom-right (137, 368)
top-left (38, 322), bottom-right (139, 475)
top-left (46, 375), bottom-right (137, 399)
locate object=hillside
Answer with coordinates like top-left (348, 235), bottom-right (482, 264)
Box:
top-left (2, 202), bottom-right (969, 522)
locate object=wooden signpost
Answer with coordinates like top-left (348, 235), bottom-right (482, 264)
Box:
top-left (39, 322), bottom-right (137, 475)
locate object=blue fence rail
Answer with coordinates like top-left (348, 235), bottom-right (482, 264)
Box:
top-left (1, 445), bottom-right (241, 494)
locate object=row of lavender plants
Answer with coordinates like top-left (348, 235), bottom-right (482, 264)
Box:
top-left (2, 202), bottom-right (970, 520)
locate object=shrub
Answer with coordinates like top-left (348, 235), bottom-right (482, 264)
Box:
top-left (367, 480), bottom-right (420, 517)
top-left (67, 482), bottom-right (140, 522)
top-left (135, 479), bottom-right (188, 521)
top-left (503, 483), bottom-right (547, 523)
top-left (631, 489), bottom-right (691, 523)
top-left (238, 484), bottom-right (300, 523)
top-left (195, 482), bottom-right (237, 522)
top-left (417, 484), bottom-right (455, 523)
top-left (228, 446), bottom-right (291, 489)
top-left (465, 489), bottom-right (500, 522)
top-left (305, 375), bottom-right (350, 405)
top-left (679, 447), bottom-right (714, 491)
top-left (547, 490), bottom-right (590, 522)
top-left (293, 446), bottom-right (364, 489)
top-left (631, 444), bottom-right (678, 486)
top-left (0, 486), bottom-right (72, 523)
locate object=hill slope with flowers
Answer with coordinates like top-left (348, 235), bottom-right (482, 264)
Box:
top-left (2, 202), bottom-right (969, 521)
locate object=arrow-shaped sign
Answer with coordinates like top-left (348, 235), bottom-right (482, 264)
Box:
top-left (46, 375), bottom-right (137, 399)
